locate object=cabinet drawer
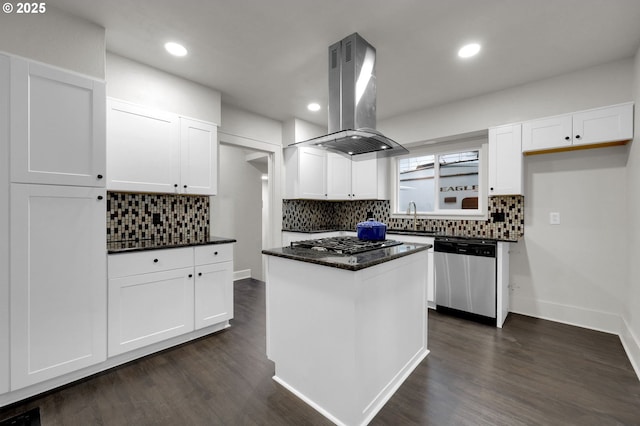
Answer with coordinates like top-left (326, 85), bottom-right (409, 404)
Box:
top-left (108, 247), bottom-right (193, 278)
top-left (194, 244), bottom-right (233, 265)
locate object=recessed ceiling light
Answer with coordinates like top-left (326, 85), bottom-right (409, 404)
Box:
top-left (307, 102), bottom-right (321, 112)
top-left (165, 42), bottom-right (188, 57)
top-left (458, 43), bottom-right (481, 58)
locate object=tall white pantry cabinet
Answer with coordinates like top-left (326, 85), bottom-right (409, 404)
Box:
top-left (0, 54), bottom-right (107, 393)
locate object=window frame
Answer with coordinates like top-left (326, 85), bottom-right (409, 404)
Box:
top-left (391, 138), bottom-right (489, 220)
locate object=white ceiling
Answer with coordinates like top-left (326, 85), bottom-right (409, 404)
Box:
top-left (51, 0), bottom-right (640, 128)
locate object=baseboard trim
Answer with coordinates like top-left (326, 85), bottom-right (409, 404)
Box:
top-left (233, 269), bottom-right (251, 281)
top-left (620, 318), bottom-right (640, 381)
top-left (510, 295), bottom-right (622, 335)
top-left (511, 295), bottom-right (640, 381)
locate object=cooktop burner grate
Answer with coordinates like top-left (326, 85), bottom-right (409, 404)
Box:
top-left (290, 236), bottom-right (402, 255)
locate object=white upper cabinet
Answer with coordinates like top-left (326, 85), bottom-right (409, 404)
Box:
top-left (522, 103), bottom-right (633, 153)
top-left (107, 99), bottom-right (181, 193)
top-left (10, 184), bottom-right (107, 390)
top-left (10, 57), bottom-right (106, 187)
top-left (285, 147), bottom-right (387, 200)
top-left (327, 153), bottom-right (351, 200)
top-left (488, 124), bottom-right (523, 196)
top-left (285, 146), bottom-right (327, 199)
top-left (107, 98), bottom-right (218, 195)
top-left (522, 115), bottom-right (572, 152)
top-left (180, 118), bottom-right (218, 195)
top-left (351, 157), bottom-right (382, 200)
top-left (572, 103), bottom-right (633, 147)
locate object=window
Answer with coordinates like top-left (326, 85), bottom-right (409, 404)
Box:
top-left (396, 147), bottom-right (484, 216)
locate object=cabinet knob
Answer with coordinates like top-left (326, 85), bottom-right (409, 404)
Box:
top-left (188, 274), bottom-right (193, 278)
top-left (490, 187), bottom-right (494, 191)
top-left (183, 185), bottom-right (187, 189)
top-left (198, 272), bottom-right (202, 277)
top-left (575, 134), bottom-right (581, 139)
top-left (564, 136), bottom-right (570, 141)
top-left (97, 195), bottom-right (103, 200)
top-left (214, 251), bottom-right (218, 255)
top-left (174, 184), bottom-right (178, 188)
top-left (97, 174), bottom-right (103, 179)
top-left (153, 258), bottom-right (159, 263)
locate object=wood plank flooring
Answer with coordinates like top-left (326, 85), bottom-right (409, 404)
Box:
top-left (1, 278), bottom-right (639, 425)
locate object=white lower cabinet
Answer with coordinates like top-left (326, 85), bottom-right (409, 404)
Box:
top-left (195, 262), bottom-right (233, 329)
top-left (386, 234), bottom-right (435, 308)
top-left (10, 184), bottom-right (107, 390)
top-left (194, 245), bottom-right (234, 329)
top-left (108, 244), bottom-right (234, 356)
top-left (108, 267), bottom-right (195, 357)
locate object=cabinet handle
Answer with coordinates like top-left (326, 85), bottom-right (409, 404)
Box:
top-left (153, 258), bottom-right (159, 263)
top-left (564, 136), bottom-right (570, 141)
top-left (97, 195), bottom-right (103, 200)
top-left (97, 174), bottom-right (103, 179)
top-left (575, 134), bottom-right (581, 139)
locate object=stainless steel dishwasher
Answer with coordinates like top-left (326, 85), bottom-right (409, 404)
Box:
top-left (434, 237), bottom-right (497, 325)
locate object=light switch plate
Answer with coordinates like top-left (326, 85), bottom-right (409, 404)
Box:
top-left (549, 212), bottom-right (561, 225)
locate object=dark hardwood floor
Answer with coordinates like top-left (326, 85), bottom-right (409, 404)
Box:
top-left (1, 278), bottom-right (639, 425)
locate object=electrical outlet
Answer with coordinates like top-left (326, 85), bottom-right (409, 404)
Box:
top-left (492, 212), bottom-right (505, 222)
top-left (549, 212), bottom-right (560, 225)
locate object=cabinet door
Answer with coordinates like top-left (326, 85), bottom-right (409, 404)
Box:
top-left (351, 158), bottom-right (379, 199)
top-left (108, 268), bottom-right (194, 356)
top-left (107, 99), bottom-right (180, 193)
top-left (194, 261), bottom-right (234, 329)
top-left (326, 153), bottom-right (351, 200)
top-left (10, 58), bottom-right (106, 187)
top-left (488, 124), bottom-right (523, 196)
top-left (298, 147), bottom-right (327, 199)
top-left (180, 118), bottom-right (218, 195)
top-left (572, 103), bottom-right (633, 147)
top-left (522, 114), bottom-right (572, 152)
top-left (10, 184), bottom-right (107, 390)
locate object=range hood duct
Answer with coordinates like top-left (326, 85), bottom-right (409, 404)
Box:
top-left (292, 33), bottom-right (408, 160)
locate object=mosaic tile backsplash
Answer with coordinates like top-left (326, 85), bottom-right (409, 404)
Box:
top-left (283, 195), bottom-right (524, 240)
top-left (107, 192), bottom-right (210, 242)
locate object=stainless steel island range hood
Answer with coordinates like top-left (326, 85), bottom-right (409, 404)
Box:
top-left (292, 33), bottom-right (408, 160)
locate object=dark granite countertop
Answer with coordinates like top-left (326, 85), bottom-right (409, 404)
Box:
top-left (108, 236), bottom-right (236, 254)
top-left (282, 227), bottom-right (518, 243)
top-left (262, 243), bottom-right (430, 271)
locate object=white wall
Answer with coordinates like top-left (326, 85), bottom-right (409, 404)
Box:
top-left (282, 118), bottom-right (325, 146)
top-left (0, 54), bottom-right (10, 393)
top-left (510, 147), bottom-right (628, 332)
top-left (218, 104), bottom-right (284, 255)
top-left (220, 105), bottom-right (283, 146)
top-left (211, 145), bottom-right (264, 280)
top-left (622, 48), bottom-right (640, 377)
top-left (380, 58), bottom-right (634, 144)
top-left (0, 5), bottom-right (105, 79)
top-left (381, 58), bottom-right (635, 337)
top-left (106, 53), bottom-right (221, 124)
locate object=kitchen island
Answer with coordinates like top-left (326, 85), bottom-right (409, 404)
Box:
top-left (262, 239), bottom-right (430, 426)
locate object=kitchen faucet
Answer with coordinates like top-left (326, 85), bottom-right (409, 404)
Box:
top-left (406, 201), bottom-right (417, 231)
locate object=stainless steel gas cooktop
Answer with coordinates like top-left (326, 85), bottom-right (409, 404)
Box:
top-left (290, 236), bottom-right (402, 255)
